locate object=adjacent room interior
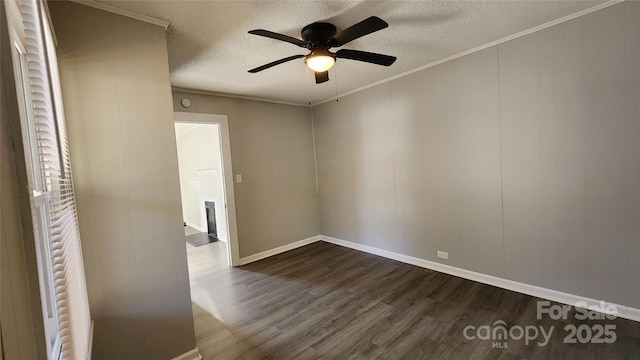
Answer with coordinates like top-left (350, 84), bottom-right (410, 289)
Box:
top-left (175, 122), bottom-right (229, 250)
top-left (2, 0), bottom-right (640, 359)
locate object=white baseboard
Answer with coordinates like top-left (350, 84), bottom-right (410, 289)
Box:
top-left (171, 347), bottom-right (202, 360)
top-left (185, 221), bottom-right (207, 234)
top-left (239, 235), bottom-right (322, 265)
top-left (320, 235), bottom-right (640, 323)
top-left (231, 233), bottom-right (640, 322)
top-left (87, 320), bottom-right (94, 359)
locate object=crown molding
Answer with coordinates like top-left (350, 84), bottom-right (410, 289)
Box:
top-left (172, 87), bottom-right (311, 108)
top-left (312, 0), bottom-right (625, 106)
top-left (68, 0), bottom-right (170, 30)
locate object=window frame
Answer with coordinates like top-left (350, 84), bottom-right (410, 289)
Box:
top-left (8, 22), bottom-right (62, 360)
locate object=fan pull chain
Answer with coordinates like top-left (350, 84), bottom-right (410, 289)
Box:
top-left (305, 67), bottom-right (313, 105)
top-left (334, 68), bottom-right (339, 102)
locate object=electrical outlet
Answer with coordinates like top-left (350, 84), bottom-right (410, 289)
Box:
top-left (437, 251), bottom-right (448, 260)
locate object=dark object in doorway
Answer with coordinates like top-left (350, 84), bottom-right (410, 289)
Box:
top-left (205, 201), bottom-right (219, 240)
top-left (186, 233), bottom-right (215, 247)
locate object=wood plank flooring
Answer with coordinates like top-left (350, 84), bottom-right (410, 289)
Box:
top-left (187, 241), bottom-right (640, 360)
top-left (185, 225), bottom-right (202, 237)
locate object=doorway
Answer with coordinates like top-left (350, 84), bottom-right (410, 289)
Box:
top-left (174, 112), bottom-right (239, 266)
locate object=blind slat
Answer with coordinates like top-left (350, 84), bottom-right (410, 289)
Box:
top-left (22, 1), bottom-right (92, 359)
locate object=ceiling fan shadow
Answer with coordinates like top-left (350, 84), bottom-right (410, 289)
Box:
top-left (322, 1), bottom-right (464, 32)
top-left (387, 9), bottom-right (464, 27)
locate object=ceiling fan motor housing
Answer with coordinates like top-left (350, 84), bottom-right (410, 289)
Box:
top-left (301, 22), bottom-right (337, 49)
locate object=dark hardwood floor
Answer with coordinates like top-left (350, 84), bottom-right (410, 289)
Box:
top-left (187, 241), bottom-right (640, 360)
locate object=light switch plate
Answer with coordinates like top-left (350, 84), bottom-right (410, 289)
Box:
top-left (236, 174), bottom-right (242, 183)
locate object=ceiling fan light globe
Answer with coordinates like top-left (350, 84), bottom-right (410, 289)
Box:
top-left (305, 55), bottom-right (335, 72)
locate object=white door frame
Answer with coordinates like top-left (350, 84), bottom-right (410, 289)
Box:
top-left (174, 112), bottom-right (240, 267)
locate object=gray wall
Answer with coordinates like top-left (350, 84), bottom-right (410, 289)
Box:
top-left (50, 2), bottom-right (196, 359)
top-left (313, 2), bottom-right (640, 309)
top-left (173, 92), bottom-right (320, 258)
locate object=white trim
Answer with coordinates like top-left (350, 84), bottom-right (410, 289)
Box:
top-left (320, 235), bottom-right (640, 323)
top-left (313, 0), bottom-right (624, 106)
top-left (239, 235), bottom-right (322, 265)
top-left (171, 347), bottom-right (202, 360)
top-left (185, 221), bottom-right (228, 242)
top-left (172, 87), bottom-right (311, 108)
top-left (87, 320), bottom-right (94, 359)
top-left (42, 1), bottom-right (57, 46)
top-left (174, 112), bottom-right (241, 266)
top-left (68, 0), bottom-right (170, 30)
top-left (185, 221), bottom-right (206, 234)
top-left (226, 233), bottom-right (640, 321)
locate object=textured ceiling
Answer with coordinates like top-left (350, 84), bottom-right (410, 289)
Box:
top-left (97, 0), bottom-right (606, 105)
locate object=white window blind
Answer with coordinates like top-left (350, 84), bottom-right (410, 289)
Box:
top-left (21, 0), bottom-right (92, 358)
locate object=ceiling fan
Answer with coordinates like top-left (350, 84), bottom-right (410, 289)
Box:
top-left (247, 16), bottom-right (397, 84)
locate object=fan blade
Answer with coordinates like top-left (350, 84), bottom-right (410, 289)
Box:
top-left (248, 55), bottom-right (305, 73)
top-left (248, 29), bottom-right (306, 48)
top-left (329, 16), bottom-right (388, 47)
top-left (315, 71), bottom-right (329, 84)
top-left (335, 49), bottom-right (396, 66)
